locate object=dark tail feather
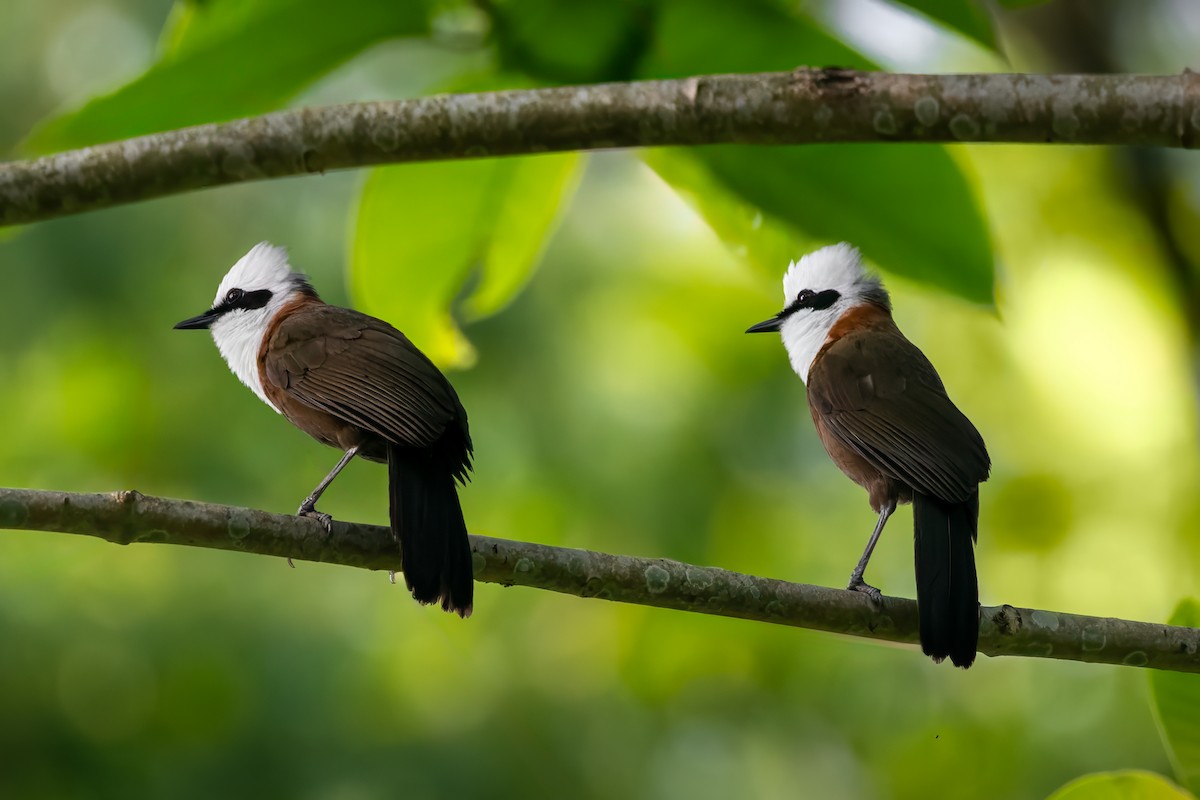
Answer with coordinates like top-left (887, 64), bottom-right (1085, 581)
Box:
top-left (913, 492), bottom-right (979, 668)
top-left (387, 442), bottom-right (474, 617)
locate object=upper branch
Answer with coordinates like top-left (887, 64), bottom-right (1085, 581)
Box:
top-left (4, 70), bottom-right (1200, 228)
top-left (1, 487), bottom-right (1196, 673)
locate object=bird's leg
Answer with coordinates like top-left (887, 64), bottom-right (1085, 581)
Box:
top-left (297, 445), bottom-right (360, 535)
top-left (847, 499), bottom-right (896, 605)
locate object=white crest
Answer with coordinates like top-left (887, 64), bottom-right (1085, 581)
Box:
top-left (213, 242), bottom-right (295, 308)
top-left (207, 242), bottom-right (317, 412)
top-left (775, 243), bottom-right (889, 383)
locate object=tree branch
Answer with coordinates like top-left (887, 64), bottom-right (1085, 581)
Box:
top-left (4, 69), bottom-right (1200, 228)
top-left (1, 487), bottom-right (1195, 672)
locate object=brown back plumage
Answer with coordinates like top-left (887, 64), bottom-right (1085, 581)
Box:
top-left (258, 299), bottom-right (474, 615)
top-left (807, 303), bottom-right (989, 668)
top-left (259, 301), bottom-right (471, 475)
top-left (806, 306), bottom-right (989, 506)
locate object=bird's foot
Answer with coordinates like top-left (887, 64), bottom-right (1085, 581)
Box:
top-left (847, 575), bottom-right (883, 606)
top-left (297, 499), bottom-right (335, 538)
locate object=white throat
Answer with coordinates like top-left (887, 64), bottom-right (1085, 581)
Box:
top-left (212, 312), bottom-right (279, 412)
top-left (780, 308), bottom-right (842, 384)
top-left (201, 242), bottom-right (317, 414)
top-left (769, 243), bottom-right (890, 384)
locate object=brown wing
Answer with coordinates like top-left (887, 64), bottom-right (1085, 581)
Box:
top-left (807, 328), bottom-right (989, 503)
top-left (263, 304), bottom-right (468, 450)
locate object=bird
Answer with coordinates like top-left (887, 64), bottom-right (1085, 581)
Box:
top-left (746, 243), bottom-right (990, 667)
top-left (175, 242), bottom-right (475, 617)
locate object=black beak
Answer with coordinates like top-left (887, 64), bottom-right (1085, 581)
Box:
top-left (745, 315), bottom-right (783, 334)
top-left (174, 309), bottom-right (219, 330)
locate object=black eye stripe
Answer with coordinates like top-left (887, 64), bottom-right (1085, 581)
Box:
top-left (240, 289), bottom-right (273, 310)
top-left (781, 288), bottom-right (840, 318)
top-left (807, 289), bottom-right (840, 311)
top-left (213, 288), bottom-right (273, 316)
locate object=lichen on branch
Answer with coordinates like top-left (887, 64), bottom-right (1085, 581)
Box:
top-left (3, 69), bottom-right (1200, 228)
top-left (1, 487), bottom-right (1196, 673)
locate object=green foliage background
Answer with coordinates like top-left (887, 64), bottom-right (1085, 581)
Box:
top-left (2, 0), bottom-right (1199, 798)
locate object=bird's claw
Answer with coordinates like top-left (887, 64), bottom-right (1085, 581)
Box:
top-left (847, 576), bottom-right (883, 606)
top-left (298, 502), bottom-right (335, 536)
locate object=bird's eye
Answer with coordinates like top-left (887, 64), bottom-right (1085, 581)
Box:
top-left (797, 289), bottom-right (815, 305)
top-left (225, 288), bottom-right (244, 305)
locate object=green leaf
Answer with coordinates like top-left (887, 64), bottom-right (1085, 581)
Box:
top-left (1150, 599), bottom-right (1200, 793)
top-left (490, 0), bottom-right (647, 82)
top-left (702, 144), bottom-right (993, 303)
top-left (463, 152), bottom-right (582, 319)
top-left (1047, 771), bottom-right (1194, 800)
top-left (641, 0), bottom-right (994, 304)
top-left (642, 149), bottom-right (803, 278)
top-left (887, 1), bottom-right (997, 50)
top-left (642, 0), bottom-right (873, 78)
top-left (350, 153), bottom-right (581, 368)
top-left (25, 0), bottom-right (432, 153)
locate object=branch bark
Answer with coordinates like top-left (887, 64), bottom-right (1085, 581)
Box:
top-left (2, 487), bottom-right (1196, 673)
top-left (4, 69), bottom-right (1200, 228)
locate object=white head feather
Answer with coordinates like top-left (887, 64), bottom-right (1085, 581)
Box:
top-left (772, 243), bottom-right (890, 383)
top-left (206, 242), bottom-right (318, 412)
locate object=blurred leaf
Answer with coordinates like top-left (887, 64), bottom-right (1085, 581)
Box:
top-left (26, 0), bottom-right (432, 153)
top-left (352, 160), bottom-right (495, 368)
top-left (643, 0), bottom-right (873, 76)
top-left (887, 1), bottom-right (997, 50)
top-left (350, 153), bottom-right (581, 367)
top-left (1047, 771), bottom-right (1194, 800)
top-left (490, 0), bottom-right (649, 82)
top-left (464, 152), bottom-right (582, 318)
top-left (156, 0), bottom-right (196, 56)
top-left (1150, 599), bottom-right (1200, 792)
top-left (156, 0), bottom-right (287, 57)
top-left (641, 0), bottom-right (994, 304)
top-left (643, 149), bottom-right (802, 275)
top-left (703, 144), bottom-right (993, 303)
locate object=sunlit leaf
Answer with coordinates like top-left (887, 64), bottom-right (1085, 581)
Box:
top-left (1047, 771), bottom-right (1194, 800)
top-left (156, 0), bottom-right (196, 56)
top-left (25, 0), bottom-right (432, 153)
top-left (464, 152), bottom-right (582, 319)
top-left (350, 153), bottom-right (581, 368)
top-left (887, 1), bottom-right (997, 50)
top-left (640, 0), bottom-right (995, 304)
top-left (1150, 599), bottom-right (1200, 793)
top-left (705, 144), bottom-right (993, 303)
top-left (642, 149), bottom-right (802, 277)
top-left (351, 160), bottom-right (495, 368)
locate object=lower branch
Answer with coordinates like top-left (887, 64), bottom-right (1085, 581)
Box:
top-left (1, 487), bottom-right (1195, 673)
